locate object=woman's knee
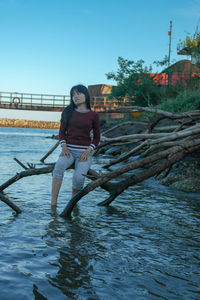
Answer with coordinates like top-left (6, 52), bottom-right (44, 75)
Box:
top-left (72, 180), bottom-right (84, 190)
top-left (52, 164), bottom-right (65, 179)
top-left (73, 158), bottom-right (92, 188)
top-left (52, 156), bottom-right (73, 179)
top-left (72, 173), bottom-right (85, 190)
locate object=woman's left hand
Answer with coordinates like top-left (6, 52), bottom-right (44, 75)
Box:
top-left (78, 148), bottom-right (92, 162)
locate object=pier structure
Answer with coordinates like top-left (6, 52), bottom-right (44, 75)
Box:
top-left (0, 91), bottom-right (70, 112)
top-left (0, 85), bottom-right (130, 113)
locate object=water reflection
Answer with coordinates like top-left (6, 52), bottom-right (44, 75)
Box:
top-left (0, 207), bottom-right (20, 226)
top-left (33, 284), bottom-right (47, 300)
top-left (45, 211), bottom-right (98, 299)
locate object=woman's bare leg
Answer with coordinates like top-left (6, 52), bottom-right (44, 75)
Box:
top-left (72, 186), bottom-right (80, 198)
top-left (51, 178), bottom-right (62, 211)
top-left (51, 154), bottom-right (74, 211)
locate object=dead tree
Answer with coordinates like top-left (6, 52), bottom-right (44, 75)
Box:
top-left (115, 106), bottom-right (200, 119)
top-left (60, 138), bottom-right (200, 216)
top-left (0, 159), bottom-right (117, 213)
top-left (101, 120), bottom-right (147, 136)
top-left (0, 192), bottom-right (21, 214)
top-left (59, 107), bottom-right (200, 216)
top-left (40, 141), bottom-right (59, 163)
top-left (0, 165), bottom-right (54, 192)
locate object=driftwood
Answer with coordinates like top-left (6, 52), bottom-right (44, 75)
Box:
top-left (0, 165), bottom-right (54, 192)
top-left (1, 106), bottom-right (200, 216)
top-left (103, 141), bottom-right (147, 168)
top-left (101, 120), bottom-right (147, 136)
top-left (14, 157), bottom-right (28, 170)
top-left (101, 132), bottom-right (170, 143)
top-left (0, 158), bottom-right (54, 212)
top-left (115, 106), bottom-right (200, 119)
top-left (0, 192), bottom-right (21, 214)
top-left (40, 141), bottom-right (60, 162)
top-left (102, 113), bottom-right (200, 168)
top-left (103, 130), bottom-right (200, 169)
top-left (101, 124), bottom-right (200, 145)
top-left (60, 138), bottom-right (200, 216)
top-left (0, 158), bottom-right (117, 214)
top-left (59, 108), bottom-right (200, 215)
top-left (0, 162), bottom-right (116, 194)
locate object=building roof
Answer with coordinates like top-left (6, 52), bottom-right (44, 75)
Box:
top-left (163, 59), bottom-right (200, 74)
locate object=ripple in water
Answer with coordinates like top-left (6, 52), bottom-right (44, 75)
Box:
top-left (0, 127), bottom-right (200, 299)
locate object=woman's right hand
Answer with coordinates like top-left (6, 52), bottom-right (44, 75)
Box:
top-left (60, 144), bottom-right (71, 158)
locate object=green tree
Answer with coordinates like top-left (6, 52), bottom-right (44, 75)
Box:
top-left (106, 56), bottom-right (163, 107)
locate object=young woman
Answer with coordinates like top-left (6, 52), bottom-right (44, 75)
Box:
top-left (51, 84), bottom-right (100, 211)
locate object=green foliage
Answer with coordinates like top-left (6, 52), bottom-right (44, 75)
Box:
top-left (156, 89), bottom-right (200, 112)
top-left (106, 56), bottom-right (163, 107)
top-left (106, 56), bottom-right (200, 110)
top-left (153, 55), bottom-right (170, 67)
top-left (185, 33), bottom-right (200, 55)
top-left (177, 32), bottom-right (200, 57)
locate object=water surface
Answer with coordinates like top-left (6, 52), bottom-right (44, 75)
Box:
top-left (0, 127), bottom-right (200, 299)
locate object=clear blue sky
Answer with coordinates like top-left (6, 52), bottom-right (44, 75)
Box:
top-left (0, 0), bottom-right (199, 95)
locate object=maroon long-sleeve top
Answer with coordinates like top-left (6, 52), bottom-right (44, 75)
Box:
top-left (59, 109), bottom-right (100, 151)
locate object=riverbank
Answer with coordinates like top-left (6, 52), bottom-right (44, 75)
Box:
top-left (100, 119), bottom-right (200, 193)
top-left (0, 118), bottom-right (60, 129)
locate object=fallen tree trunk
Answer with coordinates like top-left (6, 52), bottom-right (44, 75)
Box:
top-left (100, 132), bottom-right (170, 147)
top-left (14, 157), bottom-right (28, 170)
top-left (101, 124), bottom-right (200, 145)
top-left (0, 165), bottom-right (54, 192)
top-left (98, 143), bottom-right (200, 206)
top-left (40, 141), bottom-right (59, 162)
top-left (60, 138), bottom-right (200, 217)
top-left (102, 124), bottom-right (200, 168)
top-left (103, 141), bottom-right (147, 169)
top-left (142, 136), bottom-right (194, 157)
top-left (115, 106), bottom-right (200, 119)
top-left (102, 120), bottom-right (147, 136)
top-left (0, 162), bottom-right (116, 201)
top-left (0, 192), bottom-right (22, 213)
top-left (148, 124), bottom-right (200, 145)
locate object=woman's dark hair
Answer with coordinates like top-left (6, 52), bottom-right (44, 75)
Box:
top-left (61, 84), bottom-right (91, 126)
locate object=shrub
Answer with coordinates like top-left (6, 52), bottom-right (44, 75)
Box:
top-left (156, 89), bottom-right (200, 113)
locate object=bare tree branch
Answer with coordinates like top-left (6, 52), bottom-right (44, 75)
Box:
top-left (149, 124), bottom-right (200, 145)
top-left (40, 141), bottom-right (59, 162)
top-left (60, 138), bottom-right (200, 217)
top-left (0, 165), bottom-right (54, 192)
top-left (104, 141), bottom-right (148, 168)
top-left (115, 106), bottom-right (200, 119)
top-left (102, 120), bottom-right (147, 136)
top-left (0, 192), bottom-right (22, 213)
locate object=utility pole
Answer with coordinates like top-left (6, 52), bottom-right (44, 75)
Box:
top-left (168, 20), bottom-right (172, 66)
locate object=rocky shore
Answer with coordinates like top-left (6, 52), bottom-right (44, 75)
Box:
top-left (157, 155), bottom-right (200, 192)
top-left (100, 120), bottom-right (200, 193)
top-left (0, 118), bottom-right (60, 129)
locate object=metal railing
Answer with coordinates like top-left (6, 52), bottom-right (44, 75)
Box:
top-left (0, 91), bottom-right (70, 110)
top-left (0, 91), bottom-right (134, 112)
top-left (91, 96), bottom-right (133, 111)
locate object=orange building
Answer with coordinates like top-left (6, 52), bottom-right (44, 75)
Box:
top-left (88, 84), bottom-right (115, 111)
top-left (150, 60), bottom-right (200, 86)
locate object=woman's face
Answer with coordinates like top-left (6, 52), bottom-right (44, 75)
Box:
top-left (72, 90), bottom-right (86, 106)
